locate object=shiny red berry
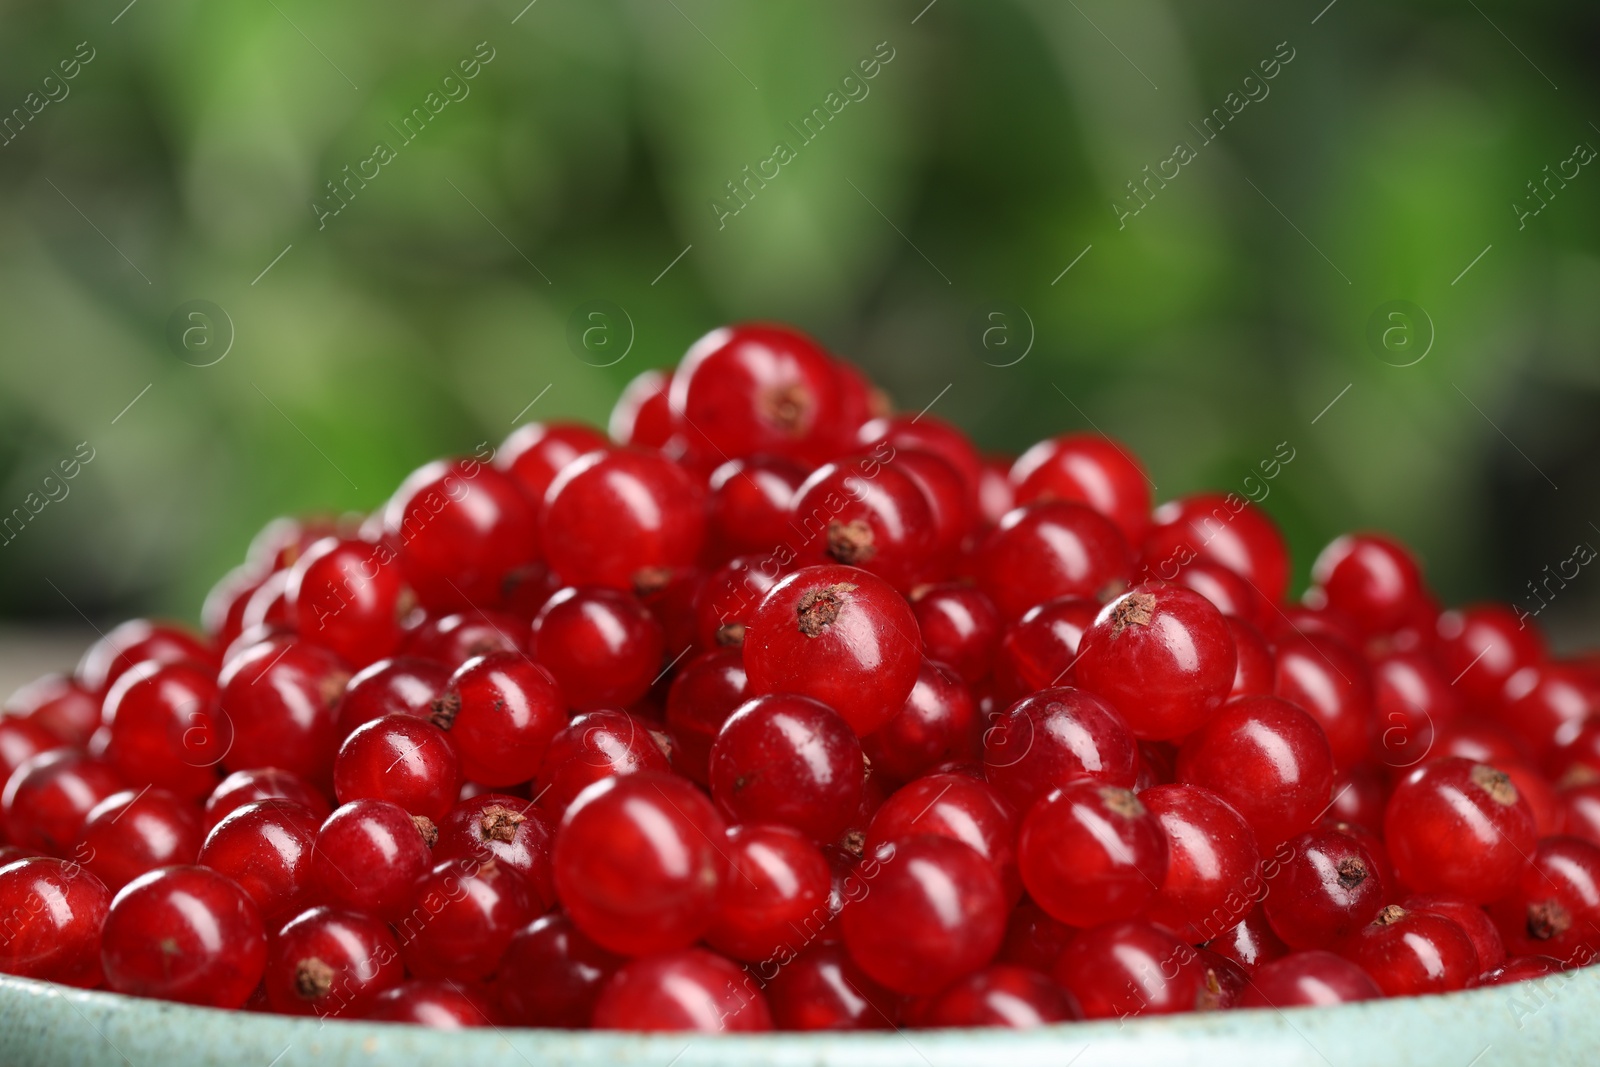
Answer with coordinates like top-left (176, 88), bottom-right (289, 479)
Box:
top-left (1385, 758), bottom-right (1536, 903)
top-left (76, 619), bottom-right (217, 700)
top-left (197, 799), bottom-right (320, 926)
top-left (100, 865), bottom-right (266, 1007)
top-left (1018, 781), bottom-right (1167, 927)
top-left (1010, 431), bottom-right (1151, 544)
top-left (3, 749), bottom-right (124, 856)
top-left (431, 652), bottom-right (566, 787)
top-left (0, 857), bottom-right (112, 986)
top-left (591, 947), bottom-right (773, 1031)
top-left (1272, 630), bottom-right (1375, 772)
top-left (664, 648), bottom-right (748, 783)
top-left (863, 660), bottom-right (979, 783)
top-left (534, 709), bottom-right (671, 820)
top-left (923, 964), bottom-right (1080, 1028)
top-left (1053, 920), bottom-right (1209, 1019)
top-left (1261, 826), bottom-right (1386, 949)
top-left (1435, 603), bottom-right (1545, 711)
top-left (103, 660), bottom-right (226, 800)
top-left (309, 799), bottom-right (433, 920)
top-left (498, 421), bottom-right (609, 510)
top-left (764, 941), bottom-right (897, 1031)
top-left (982, 687), bottom-right (1138, 811)
top-left (495, 912), bottom-right (625, 1026)
top-left (1338, 904), bottom-right (1480, 996)
top-left (1140, 783), bottom-right (1261, 944)
top-left (977, 502), bottom-right (1133, 622)
top-left (203, 768), bottom-right (330, 834)
top-left (217, 637), bottom-right (349, 784)
top-left (0, 716), bottom-right (68, 787)
top-left (264, 906), bottom-right (404, 1017)
top-left (868, 772), bottom-right (1021, 904)
top-left (995, 596), bottom-right (1099, 698)
top-left (531, 586), bottom-right (665, 710)
top-left (397, 857), bottom-right (537, 980)
top-left (286, 536), bottom-right (411, 667)
top-left (710, 693), bottom-right (863, 843)
top-left (609, 370), bottom-right (675, 449)
top-left (1485, 836), bottom-right (1600, 964)
top-left (789, 453), bottom-right (935, 592)
top-left (76, 788), bottom-right (203, 892)
top-left (706, 823), bottom-right (831, 962)
top-left (1308, 533), bottom-right (1427, 635)
top-left (335, 656), bottom-right (451, 737)
top-left (1403, 893), bottom-right (1507, 973)
top-left (4, 674), bottom-right (100, 748)
top-left (909, 583), bottom-right (1001, 684)
top-left (705, 456), bottom-right (809, 560)
top-left (1143, 493), bottom-right (1291, 606)
top-left (1236, 950), bottom-right (1381, 1008)
top-left (364, 978), bottom-right (497, 1026)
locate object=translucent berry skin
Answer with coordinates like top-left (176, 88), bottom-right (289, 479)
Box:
top-left (535, 710), bottom-right (672, 820)
top-left (706, 823), bottom-right (831, 961)
top-left (664, 648), bottom-right (748, 783)
top-left (1261, 827), bottom-right (1386, 949)
top-left (4, 673), bottom-right (100, 748)
top-left (1338, 905), bottom-right (1480, 996)
top-left (203, 768), bottom-right (330, 834)
top-left (286, 536), bottom-right (410, 667)
top-left (863, 660), bottom-right (978, 784)
top-left (694, 555), bottom-right (784, 650)
top-left (201, 564), bottom-right (271, 654)
top-left (1053, 920), bottom-right (1209, 1019)
top-left (310, 800), bottom-right (432, 921)
top-left (742, 564), bottom-right (922, 738)
top-left (869, 773), bottom-right (1021, 904)
top-left (1308, 534), bottom-right (1427, 636)
top-left (1176, 696), bottom-right (1335, 848)
top-left (996, 597), bottom-right (1100, 698)
top-left (552, 772), bottom-right (728, 956)
top-left (1436, 604), bottom-right (1545, 711)
top-left (1499, 663), bottom-right (1599, 760)
top-left (1166, 560), bottom-right (1268, 628)
top-left (710, 694), bottom-right (863, 843)
top-left (334, 714), bottom-right (461, 822)
top-left (75, 619), bottom-right (217, 699)
top-left (789, 453), bottom-right (935, 593)
top-left (977, 503), bottom-right (1134, 622)
top-left (909, 583), bottom-right (1001, 684)
top-left (1272, 631), bottom-right (1375, 772)
top-left (1371, 649), bottom-right (1461, 770)
top-left (983, 687), bottom-right (1139, 812)
top-left (265, 906), bottom-right (404, 1018)
top-left (1403, 893), bottom-right (1507, 973)
top-left (335, 656), bottom-right (451, 737)
top-left (1385, 758), bottom-right (1536, 903)
top-left (1480, 955), bottom-right (1568, 986)
top-left (102, 660), bottom-right (226, 800)
top-left (706, 456), bottom-right (809, 560)
top-left (892, 449), bottom-right (974, 578)
top-left (1075, 584), bottom-right (1237, 741)
top-left (1009, 432), bottom-right (1151, 544)
top-left (76, 788), bottom-right (203, 891)
top-left (1485, 836), bottom-right (1600, 964)
top-left (217, 637), bottom-right (350, 784)
top-left (0, 857), bottom-right (112, 986)
top-left (405, 610), bottom-right (528, 669)
top-left (398, 857), bottom-right (537, 980)
top-left (100, 865), bottom-right (266, 1007)
top-left (765, 941), bottom-right (897, 1031)
top-left (1225, 617), bottom-right (1275, 698)
top-left (433, 793), bottom-right (555, 907)
top-left (1206, 905), bottom-right (1290, 974)
top-left (248, 515), bottom-right (348, 573)
top-left (1018, 782), bottom-right (1168, 927)
top-left (592, 947), bottom-right (774, 1032)
top-left (496, 912), bottom-right (625, 1026)
top-left (669, 323), bottom-right (846, 466)
top-left (365, 978), bottom-right (498, 1026)
top-left (1143, 493), bottom-right (1291, 607)
top-left (531, 586), bottom-right (665, 711)
top-left (1139, 784), bottom-right (1261, 944)
top-left (432, 652), bottom-right (566, 787)
top-left (498, 421), bottom-right (610, 510)
top-left (0, 717), bottom-right (68, 785)
top-left (197, 799), bottom-right (321, 927)
top-left (1237, 951), bottom-right (1382, 1008)
top-left (923, 964), bottom-right (1080, 1028)
top-left (859, 414), bottom-right (984, 510)
top-left (841, 836), bottom-right (1006, 995)
top-left (2, 749), bottom-right (124, 856)
top-left (541, 449), bottom-right (706, 592)
top-left (380, 458), bottom-right (540, 613)
top-left (1560, 783), bottom-right (1600, 848)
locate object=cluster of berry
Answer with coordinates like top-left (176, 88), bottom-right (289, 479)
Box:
top-left (2, 323), bottom-right (1597, 1032)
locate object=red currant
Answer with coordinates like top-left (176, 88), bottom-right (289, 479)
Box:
top-left (1272, 630), bottom-right (1375, 771)
top-left (710, 693), bottom-right (863, 843)
top-left (1337, 904), bottom-right (1480, 996)
top-left (1236, 950), bottom-right (1381, 1008)
top-left (1308, 533), bottom-right (1427, 635)
top-left (1018, 781), bottom-right (1167, 927)
top-left (1435, 603), bottom-right (1545, 711)
top-left (707, 823), bottom-right (831, 961)
top-left (286, 535), bottom-right (411, 667)
top-left (76, 619), bottom-right (216, 699)
top-left (995, 596), bottom-right (1099, 698)
top-left (398, 856), bottom-right (537, 979)
top-left (982, 687), bottom-right (1138, 812)
top-left (1053, 920), bottom-right (1209, 1019)
top-left (364, 978), bottom-right (497, 1026)
top-left (433, 793), bottom-right (555, 907)
top-left (2, 749), bottom-right (124, 855)
top-left (1261, 826), bottom-right (1387, 948)
top-left (264, 906), bottom-right (404, 1017)
top-left (868, 772), bottom-right (1021, 904)
top-left (431, 652), bottom-right (566, 787)
top-left (76, 788), bottom-right (203, 891)
top-left (1143, 493), bottom-right (1291, 606)
top-left (863, 660), bottom-right (979, 783)
top-left (1140, 783), bottom-right (1261, 944)
top-left (0, 857), bottom-right (111, 986)
top-left (4, 673), bottom-right (100, 748)
top-left (100, 865), bottom-right (266, 1007)
top-left (977, 502), bottom-right (1133, 622)
top-left (1403, 893), bottom-right (1507, 973)
top-left (335, 656), bottom-right (451, 737)
top-left (197, 799), bottom-right (320, 926)
top-left (531, 586), bottom-right (665, 710)
top-left (591, 947), bottom-right (773, 1031)
top-left (664, 648), bottom-right (747, 783)
top-left (309, 799), bottom-right (432, 920)
top-left (498, 421), bottom-right (609, 509)
top-left (535, 709), bottom-right (672, 820)
top-left (495, 911), bottom-right (625, 1026)
top-left (103, 660), bottom-right (226, 800)
top-left (1485, 836), bottom-right (1600, 964)
top-left (764, 941), bottom-right (897, 1031)
top-left (705, 456), bottom-right (808, 559)
top-left (1010, 431), bottom-right (1151, 544)
top-left (922, 964), bottom-right (1080, 1027)
top-left (204, 768), bottom-right (330, 834)
top-left (1385, 758), bottom-right (1535, 903)
top-left (909, 583), bottom-right (1000, 684)
top-left (217, 637), bottom-right (350, 784)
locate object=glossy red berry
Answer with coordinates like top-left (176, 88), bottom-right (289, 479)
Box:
top-left (496, 912), bottom-right (625, 1026)
top-left (1402, 893), bottom-right (1507, 973)
top-left (333, 713), bottom-right (461, 821)
top-left (76, 788), bottom-right (203, 891)
top-left (1143, 493), bottom-right (1291, 606)
top-left (982, 687), bottom-right (1138, 811)
top-left (789, 453), bottom-right (935, 592)
top-left (433, 793), bottom-right (555, 907)
top-left (201, 564), bottom-right (271, 655)
top-left (310, 799), bottom-right (433, 920)
top-left (402, 610), bottom-right (527, 668)
top-left (335, 656), bottom-right (451, 736)
top-left (217, 637), bottom-right (350, 784)
top-left (1139, 783), bottom-right (1260, 944)
top-left (552, 772), bottom-right (728, 956)
top-left (1435, 604), bottom-right (1545, 711)
top-left (1385, 758), bottom-right (1536, 903)
top-left (1236, 950), bottom-right (1381, 1008)
top-left (592, 947), bottom-right (773, 1031)
top-left (1010, 432), bottom-right (1151, 544)
top-left (840, 836), bottom-right (1006, 995)
top-left (0, 857), bottom-right (112, 986)
top-left (380, 457), bottom-right (540, 613)
top-left (742, 564), bottom-right (922, 737)
top-left (203, 768), bottom-right (330, 834)
top-left (710, 694), bottom-right (863, 843)
top-left (1205, 905), bottom-right (1289, 974)
top-left (1175, 696), bottom-right (1335, 848)
top-left (1325, 764), bottom-right (1390, 836)
top-left (1075, 584), bottom-right (1236, 740)
top-left (706, 823), bottom-right (831, 962)
top-left (1272, 630), bottom-right (1375, 772)
top-left (0, 716), bottom-right (68, 786)
top-left (249, 515), bottom-right (348, 572)
top-left (764, 941), bottom-right (897, 1031)
top-left (1261, 826), bottom-right (1386, 949)
top-left (923, 964), bottom-right (1080, 1028)
top-left (197, 799), bottom-right (320, 926)
top-left (431, 652), bottom-right (566, 787)
top-left (1225, 616), bottom-right (1274, 698)
top-left (1017, 781), bottom-right (1167, 927)
top-left (1338, 904), bottom-right (1480, 996)
top-left (995, 596), bottom-right (1099, 698)
top-left (705, 456), bottom-right (808, 559)
top-left (664, 648), bottom-right (747, 783)
top-left (1053, 920), bottom-right (1209, 1019)
top-left (1308, 534), bottom-right (1427, 635)
top-left (868, 772), bottom-right (1021, 904)
top-left (76, 619), bottom-right (217, 699)
top-left (531, 586), bottom-right (665, 710)
top-left (4, 674), bottom-right (100, 748)
top-left (2, 749), bottom-right (124, 855)
top-left (286, 536), bottom-right (411, 667)
top-left (1165, 560), bottom-right (1267, 627)
top-left (694, 555), bottom-right (784, 649)
top-left (265, 906), bottom-right (404, 1017)
top-left (863, 660), bottom-right (978, 783)
top-left (541, 448), bottom-right (706, 591)
top-left (892, 449), bottom-right (975, 578)
top-left (977, 503), bottom-right (1133, 622)
top-left (397, 857), bottom-right (537, 979)
top-left (102, 660), bottom-right (226, 800)
top-left (499, 421), bottom-right (610, 509)
top-left (1479, 955), bottom-right (1569, 986)
top-left (365, 978), bottom-right (497, 1026)
top-left (909, 583), bottom-right (1001, 684)
top-left (1499, 662), bottom-right (1599, 760)
top-left (1485, 836), bottom-right (1600, 964)
top-left (1371, 648), bottom-right (1460, 770)
top-left (100, 865), bottom-right (266, 1007)
top-left (535, 709), bottom-right (672, 820)
top-left (859, 414), bottom-right (984, 510)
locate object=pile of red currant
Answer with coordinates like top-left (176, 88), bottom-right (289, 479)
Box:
top-left (3, 323), bottom-right (1599, 1032)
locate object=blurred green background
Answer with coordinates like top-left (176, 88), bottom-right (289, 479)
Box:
top-left (1, 0), bottom-right (1596, 644)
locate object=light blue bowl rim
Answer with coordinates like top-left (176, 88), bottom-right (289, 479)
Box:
top-left (2, 966), bottom-right (1597, 1067)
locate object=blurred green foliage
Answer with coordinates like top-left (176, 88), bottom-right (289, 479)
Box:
top-left (1, 0), bottom-right (1596, 639)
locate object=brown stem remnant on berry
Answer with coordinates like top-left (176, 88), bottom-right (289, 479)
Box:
top-left (1336, 856), bottom-right (1368, 890)
top-left (429, 691), bottom-right (461, 730)
top-left (716, 623), bottom-right (746, 647)
top-left (826, 520), bottom-right (877, 565)
top-left (1528, 900), bottom-right (1572, 941)
top-left (633, 566), bottom-right (674, 597)
top-left (295, 957), bottom-right (335, 1000)
top-left (1109, 592), bottom-right (1157, 639)
top-left (1471, 763), bottom-right (1521, 806)
top-left (840, 829), bottom-right (866, 857)
top-left (1374, 904), bottom-right (1408, 926)
top-left (761, 383), bottom-right (811, 433)
top-left (479, 805), bottom-right (525, 844)
top-left (320, 671), bottom-right (351, 711)
top-left (410, 815), bottom-right (439, 848)
top-left (1101, 787), bottom-right (1145, 819)
top-left (797, 583), bottom-right (857, 637)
